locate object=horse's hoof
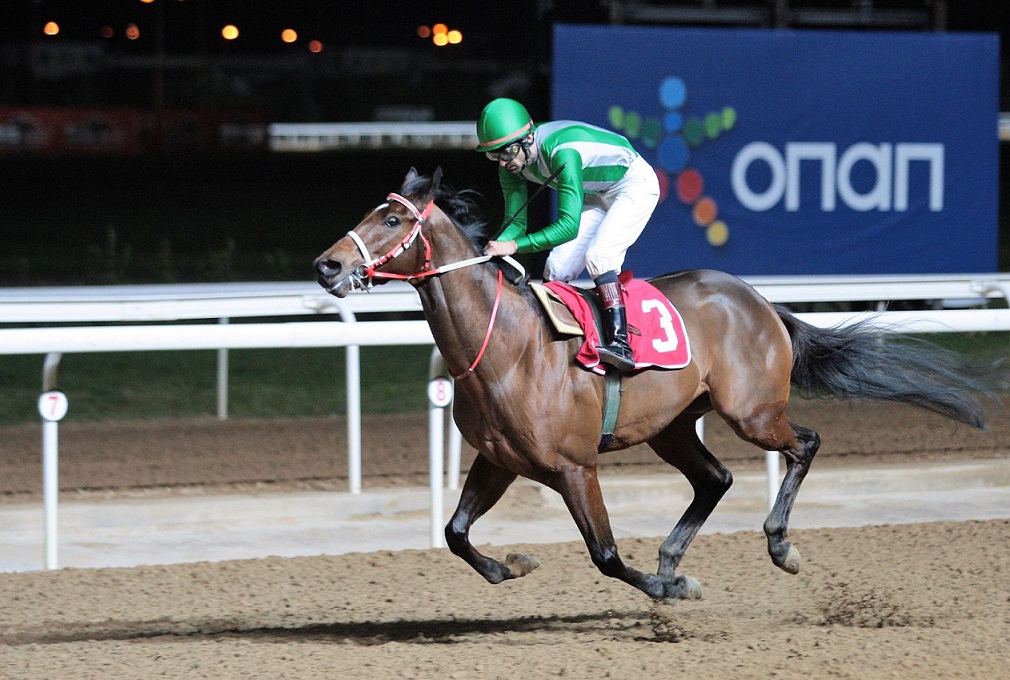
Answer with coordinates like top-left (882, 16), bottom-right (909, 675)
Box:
top-left (678, 575), bottom-right (704, 599)
top-left (775, 544), bottom-right (802, 575)
top-left (662, 574), bottom-right (703, 601)
top-left (505, 552), bottom-right (540, 577)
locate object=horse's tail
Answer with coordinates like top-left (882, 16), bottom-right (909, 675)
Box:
top-left (775, 304), bottom-right (999, 429)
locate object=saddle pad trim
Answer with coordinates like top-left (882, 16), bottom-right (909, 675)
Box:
top-left (531, 282), bottom-right (583, 336)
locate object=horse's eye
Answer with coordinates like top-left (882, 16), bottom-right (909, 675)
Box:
top-left (385, 216), bottom-right (401, 228)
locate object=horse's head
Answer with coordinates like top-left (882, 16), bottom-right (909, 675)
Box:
top-left (314, 167), bottom-right (445, 297)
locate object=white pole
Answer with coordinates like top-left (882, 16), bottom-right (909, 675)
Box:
top-left (447, 419), bottom-right (462, 491)
top-left (766, 450), bottom-right (780, 513)
top-left (428, 348), bottom-right (462, 491)
top-left (42, 419), bottom-right (59, 570)
top-left (346, 344), bottom-right (361, 494)
top-left (38, 389), bottom-right (68, 571)
top-left (427, 375), bottom-right (453, 549)
top-left (217, 317), bottom-right (229, 420)
top-left (330, 302), bottom-right (363, 495)
top-left (428, 402), bottom-right (445, 548)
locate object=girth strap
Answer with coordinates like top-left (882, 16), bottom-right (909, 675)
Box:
top-left (573, 287), bottom-right (623, 452)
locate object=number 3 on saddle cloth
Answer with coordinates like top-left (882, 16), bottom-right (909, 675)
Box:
top-left (535, 272), bottom-right (692, 375)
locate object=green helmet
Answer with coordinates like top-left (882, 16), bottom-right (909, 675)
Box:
top-left (475, 98), bottom-right (533, 151)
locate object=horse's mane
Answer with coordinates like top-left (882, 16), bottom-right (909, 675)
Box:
top-left (402, 170), bottom-right (534, 293)
top-left (401, 173), bottom-right (493, 248)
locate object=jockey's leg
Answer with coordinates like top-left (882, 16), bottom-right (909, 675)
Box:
top-left (583, 157), bottom-right (659, 373)
top-left (594, 271), bottom-right (635, 371)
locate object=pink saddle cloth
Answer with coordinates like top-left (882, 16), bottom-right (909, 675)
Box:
top-left (543, 272), bottom-right (692, 375)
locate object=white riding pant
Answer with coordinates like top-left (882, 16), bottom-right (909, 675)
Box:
top-left (543, 155), bottom-right (660, 282)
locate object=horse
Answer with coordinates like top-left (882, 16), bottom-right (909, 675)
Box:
top-left (314, 167), bottom-right (996, 601)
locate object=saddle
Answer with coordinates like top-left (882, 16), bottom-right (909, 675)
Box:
top-left (530, 274), bottom-right (693, 451)
top-left (532, 274), bottom-right (692, 375)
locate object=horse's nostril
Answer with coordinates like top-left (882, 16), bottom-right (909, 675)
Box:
top-left (315, 258), bottom-right (341, 277)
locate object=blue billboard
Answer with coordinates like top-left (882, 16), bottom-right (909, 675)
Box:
top-left (552, 25), bottom-right (1000, 276)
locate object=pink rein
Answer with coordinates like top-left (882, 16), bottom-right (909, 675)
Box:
top-left (350, 193), bottom-right (505, 381)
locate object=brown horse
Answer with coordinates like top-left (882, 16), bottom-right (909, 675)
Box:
top-left (314, 168), bottom-right (994, 601)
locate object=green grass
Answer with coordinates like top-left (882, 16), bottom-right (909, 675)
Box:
top-left (0, 332), bottom-right (1005, 428)
top-left (0, 345), bottom-right (434, 426)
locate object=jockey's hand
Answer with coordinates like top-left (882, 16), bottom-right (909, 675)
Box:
top-left (484, 240), bottom-right (518, 257)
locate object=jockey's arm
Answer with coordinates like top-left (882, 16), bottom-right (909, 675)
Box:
top-left (512, 149), bottom-right (584, 254)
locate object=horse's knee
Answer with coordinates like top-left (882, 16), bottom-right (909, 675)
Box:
top-left (711, 467), bottom-right (733, 495)
top-left (444, 519), bottom-right (468, 556)
top-left (589, 544), bottom-right (625, 578)
top-left (686, 465), bottom-right (732, 501)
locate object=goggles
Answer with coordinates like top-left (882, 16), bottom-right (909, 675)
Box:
top-left (485, 141), bottom-right (523, 163)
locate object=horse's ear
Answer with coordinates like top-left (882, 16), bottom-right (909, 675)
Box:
top-left (418, 167), bottom-right (442, 202)
top-left (403, 167), bottom-right (419, 189)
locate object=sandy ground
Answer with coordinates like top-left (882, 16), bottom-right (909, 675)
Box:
top-left (1, 399), bottom-right (1009, 678)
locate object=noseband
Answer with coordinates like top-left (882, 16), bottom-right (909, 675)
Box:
top-left (344, 193), bottom-right (525, 380)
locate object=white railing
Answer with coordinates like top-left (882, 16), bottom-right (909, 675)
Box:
top-left (0, 281), bottom-right (424, 491)
top-left (268, 122), bottom-right (479, 152)
top-left (267, 115), bottom-right (1010, 150)
top-left (3, 273), bottom-right (1010, 567)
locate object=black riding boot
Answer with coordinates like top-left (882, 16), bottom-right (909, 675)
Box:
top-left (595, 280), bottom-right (635, 372)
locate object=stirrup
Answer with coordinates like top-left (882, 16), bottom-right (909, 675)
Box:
top-left (597, 344), bottom-right (635, 372)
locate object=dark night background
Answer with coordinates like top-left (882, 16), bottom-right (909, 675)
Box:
top-left (1, 1), bottom-right (1007, 285)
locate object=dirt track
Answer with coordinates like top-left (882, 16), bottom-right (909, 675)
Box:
top-left (1, 399), bottom-right (1009, 678)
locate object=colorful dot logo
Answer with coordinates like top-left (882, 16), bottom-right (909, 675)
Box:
top-left (609, 76), bottom-right (736, 247)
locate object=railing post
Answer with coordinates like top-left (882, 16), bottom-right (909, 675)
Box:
top-left (330, 302), bottom-right (362, 494)
top-left (40, 352), bottom-right (65, 570)
top-left (217, 317), bottom-right (229, 420)
top-left (427, 347), bottom-right (454, 548)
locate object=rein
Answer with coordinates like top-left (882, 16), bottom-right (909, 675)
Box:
top-left (347, 193), bottom-right (523, 380)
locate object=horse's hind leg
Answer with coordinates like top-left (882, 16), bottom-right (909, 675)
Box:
top-left (647, 414), bottom-right (733, 580)
top-left (549, 464), bottom-right (702, 601)
top-left (726, 404), bottom-right (821, 574)
top-left (445, 453), bottom-right (540, 584)
top-left (762, 422), bottom-right (820, 574)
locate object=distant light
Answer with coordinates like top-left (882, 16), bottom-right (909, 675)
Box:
top-left (43, 21), bottom-right (59, 36)
top-left (281, 28), bottom-right (297, 43)
top-left (139, 0), bottom-right (155, 4)
top-left (126, 23), bottom-right (140, 40)
top-left (101, 25), bottom-right (114, 39)
top-left (417, 25), bottom-right (431, 39)
top-left (428, 23), bottom-right (461, 47)
top-left (221, 25), bottom-right (239, 40)
top-left (308, 40), bottom-right (323, 53)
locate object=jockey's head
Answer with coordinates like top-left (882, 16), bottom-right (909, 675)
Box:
top-left (476, 98), bottom-right (535, 172)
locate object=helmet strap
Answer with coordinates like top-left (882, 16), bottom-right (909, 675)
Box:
top-left (520, 133), bottom-right (535, 169)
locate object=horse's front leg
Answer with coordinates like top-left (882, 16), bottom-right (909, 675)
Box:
top-left (445, 453), bottom-right (540, 583)
top-left (551, 465), bottom-right (702, 601)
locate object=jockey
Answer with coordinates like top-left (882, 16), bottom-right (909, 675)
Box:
top-left (476, 97), bottom-right (660, 372)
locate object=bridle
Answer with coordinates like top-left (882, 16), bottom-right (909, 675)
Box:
top-left (345, 192), bottom-right (525, 380)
